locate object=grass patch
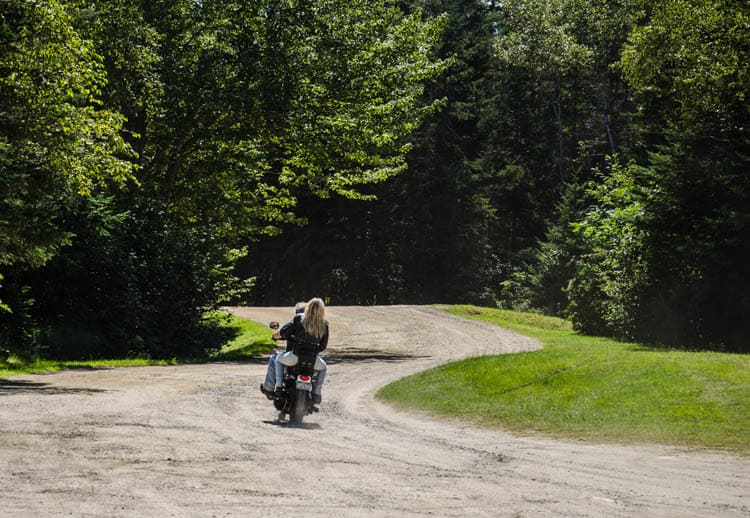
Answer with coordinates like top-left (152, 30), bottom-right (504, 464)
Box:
top-left (0, 311), bottom-right (274, 378)
top-left (377, 305), bottom-right (750, 455)
top-left (0, 355), bottom-right (176, 378)
top-left (207, 311), bottom-right (276, 360)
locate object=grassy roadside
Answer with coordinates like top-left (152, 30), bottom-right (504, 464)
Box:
top-left (377, 305), bottom-right (750, 455)
top-left (207, 311), bottom-right (276, 360)
top-left (0, 311), bottom-right (274, 378)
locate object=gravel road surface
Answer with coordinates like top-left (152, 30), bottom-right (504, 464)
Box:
top-left (0, 306), bottom-right (747, 517)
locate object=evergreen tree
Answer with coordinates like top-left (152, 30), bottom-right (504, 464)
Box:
top-left (566, 0), bottom-right (750, 350)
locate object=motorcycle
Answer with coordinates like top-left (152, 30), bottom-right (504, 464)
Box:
top-left (269, 321), bottom-right (321, 425)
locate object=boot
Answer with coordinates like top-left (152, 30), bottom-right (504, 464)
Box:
top-left (260, 384), bottom-right (274, 400)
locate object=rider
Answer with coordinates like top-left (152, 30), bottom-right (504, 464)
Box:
top-left (261, 298), bottom-right (329, 404)
top-left (260, 302), bottom-right (306, 398)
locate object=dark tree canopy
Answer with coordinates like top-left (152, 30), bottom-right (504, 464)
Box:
top-left (2, 0), bottom-right (748, 357)
top-left (249, 0), bottom-right (750, 352)
top-left (1, 0), bottom-right (445, 358)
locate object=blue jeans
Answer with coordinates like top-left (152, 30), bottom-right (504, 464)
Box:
top-left (262, 350), bottom-right (282, 392)
top-left (264, 351), bottom-right (327, 395)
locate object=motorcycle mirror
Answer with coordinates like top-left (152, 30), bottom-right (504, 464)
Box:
top-left (269, 321), bottom-right (279, 330)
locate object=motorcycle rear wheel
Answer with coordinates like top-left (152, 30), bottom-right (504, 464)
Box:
top-left (291, 389), bottom-right (307, 425)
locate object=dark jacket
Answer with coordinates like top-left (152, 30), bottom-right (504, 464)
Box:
top-left (279, 314), bottom-right (329, 354)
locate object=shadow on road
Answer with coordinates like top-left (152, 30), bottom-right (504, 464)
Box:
top-left (324, 347), bottom-right (429, 365)
top-left (0, 379), bottom-right (106, 395)
top-left (209, 356), bottom-right (272, 366)
top-left (262, 419), bottom-right (322, 430)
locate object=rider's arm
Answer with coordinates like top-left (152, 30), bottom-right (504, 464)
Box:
top-left (278, 314), bottom-right (302, 341)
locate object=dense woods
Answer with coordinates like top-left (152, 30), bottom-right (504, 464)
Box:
top-left (1, 0), bottom-right (748, 358)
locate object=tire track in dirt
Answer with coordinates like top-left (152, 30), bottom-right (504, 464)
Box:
top-left (0, 305), bottom-right (747, 517)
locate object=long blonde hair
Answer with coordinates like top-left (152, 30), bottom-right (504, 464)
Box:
top-left (301, 297), bottom-right (326, 340)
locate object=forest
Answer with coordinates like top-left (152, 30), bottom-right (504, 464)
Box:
top-left (1, 0), bottom-right (748, 359)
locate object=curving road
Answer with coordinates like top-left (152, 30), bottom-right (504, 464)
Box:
top-left (0, 306), bottom-right (747, 517)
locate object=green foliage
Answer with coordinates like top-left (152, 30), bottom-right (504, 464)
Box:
top-left (505, 0), bottom-right (750, 352)
top-left (258, 1), bottom-right (449, 199)
top-left (0, 1), bottom-right (136, 198)
top-left (3, 0), bottom-right (747, 356)
top-left (29, 195), bottom-right (252, 358)
top-left (568, 158), bottom-right (649, 338)
top-left (1, 0), bottom-right (446, 358)
top-left (0, 0), bottom-right (135, 271)
top-left (0, 0), bottom-right (136, 353)
top-left (492, 0), bottom-right (642, 179)
top-left (246, 0), bottom-right (510, 305)
top-left (566, 143), bottom-right (750, 350)
top-left (379, 306), bottom-right (750, 454)
top-left (503, 182), bottom-right (588, 315)
top-left (563, 0), bottom-right (750, 350)
top-left (620, 0), bottom-right (749, 139)
top-left (483, 0), bottom-right (645, 313)
top-left (496, 0), bottom-right (594, 77)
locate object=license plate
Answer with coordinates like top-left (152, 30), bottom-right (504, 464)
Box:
top-left (296, 376), bottom-right (313, 391)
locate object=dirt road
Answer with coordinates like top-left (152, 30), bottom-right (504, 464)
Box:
top-left (0, 306), bottom-right (747, 517)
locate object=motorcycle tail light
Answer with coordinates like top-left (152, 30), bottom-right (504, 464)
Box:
top-left (298, 375), bottom-right (311, 382)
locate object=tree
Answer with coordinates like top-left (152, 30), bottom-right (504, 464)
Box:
top-left (567, 159), bottom-right (649, 339)
top-left (15, 0), bottom-right (447, 357)
top-left (494, 0), bottom-right (593, 181)
top-left (245, 0), bottom-right (504, 305)
top-left (488, 0), bottom-right (645, 312)
top-left (565, 0), bottom-right (750, 350)
top-left (0, 0), bottom-right (135, 352)
top-left (620, 0), bottom-right (750, 350)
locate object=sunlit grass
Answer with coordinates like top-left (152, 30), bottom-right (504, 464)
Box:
top-left (377, 305), bottom-right (750, 455)
top-left (0, 311), bottom-right (275, 378)
top-left (207, 311), bottom-right (276, 360)
top-left (0, 355), bottom-right (176, 378)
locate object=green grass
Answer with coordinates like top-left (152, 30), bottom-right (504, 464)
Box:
top-left (0, 355), bottom-right (177, 378)
top-left (207, 311), bottom-right (276, 360)
top-left (0, 311), bottom-right (274, 378)
top-left (377, 305), bottom-right (750, 455)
